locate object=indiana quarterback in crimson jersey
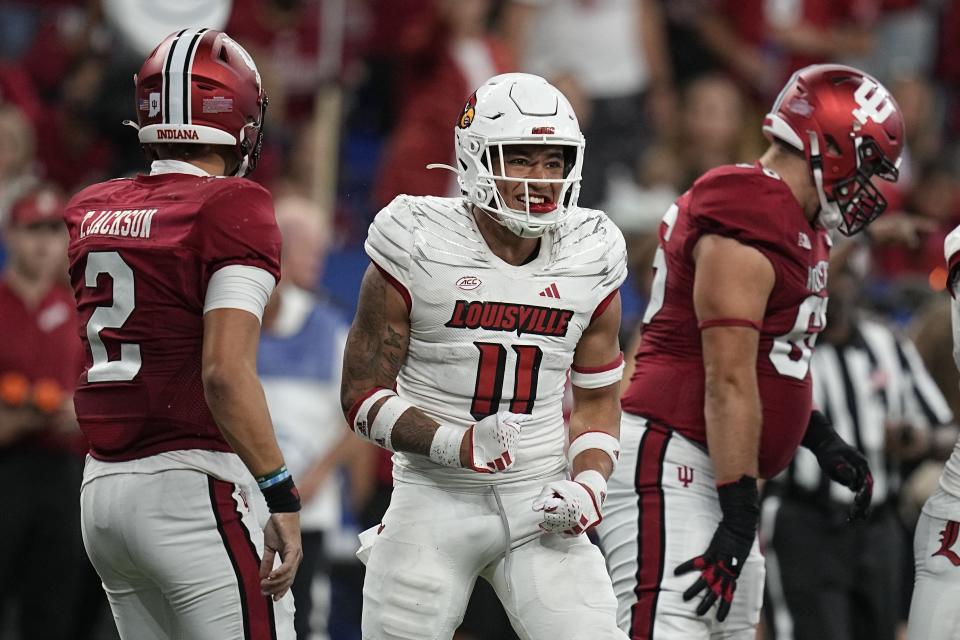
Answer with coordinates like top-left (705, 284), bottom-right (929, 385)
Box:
top-left (622, 163), bottom-right (831, 478)
top-left (64, 29), bottom-right (301, 640)
top-left (66, 175), bottom-right (279, 459)
top-left (599, 64), bottom-right (902, 640)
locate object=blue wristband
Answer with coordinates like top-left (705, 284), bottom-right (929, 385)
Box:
top-left (256, 465), bottom-right (291, 490)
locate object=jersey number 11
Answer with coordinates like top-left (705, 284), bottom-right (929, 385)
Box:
top-left (470, 342), bottom-right (543, 420)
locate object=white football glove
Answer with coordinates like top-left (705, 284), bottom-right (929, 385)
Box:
top-left (466, 410), bottom-right (529, 473)
top-left (532, 475), bottom-right (604, 537)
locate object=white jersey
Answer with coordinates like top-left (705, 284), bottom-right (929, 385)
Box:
top-left (940, 226), bottom-right (960, 501)
top-left (366, 195), bottom-right (627, 487)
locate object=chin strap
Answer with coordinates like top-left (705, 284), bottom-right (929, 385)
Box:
top-left (425, 163), bottom-right (457, 173)
top-left (807, 131), bottom-right (842, 230)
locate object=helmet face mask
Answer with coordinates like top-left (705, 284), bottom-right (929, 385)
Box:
top-left (762, 64), bottom-right (905, 236)
top-left (132, 29), bottom-right (267, 177)
top-left (824, 138), bottom-right (900, 235)
top-left (453, 74), bottom-right (585, 238)
top-left (473, 141), bottom-right (581, 238)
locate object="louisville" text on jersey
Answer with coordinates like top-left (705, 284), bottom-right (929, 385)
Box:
top-left (445, 300), bottom-right (574, 337)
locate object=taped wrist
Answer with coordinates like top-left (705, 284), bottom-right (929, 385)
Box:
top-left (802, 410), bottom-right (839, 452)
top-left (430, 423), bottom-right (464, 468)
top-left (256, 466), bottom-right (301, 513)
top-left (716, 475), bottom-right (760, 541)
top-left (567, 431), bottom-right (620, 473)
top-left (348, 388), bottom-right (413, 451)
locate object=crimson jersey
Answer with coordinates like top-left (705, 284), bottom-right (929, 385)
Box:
top-left (621, 163), bottom-right (830, 478)
top-left (64, 172), bottom-right (281, 461)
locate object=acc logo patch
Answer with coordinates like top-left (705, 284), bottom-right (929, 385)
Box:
top-left (458, 92), bottom-right (477, 129)
top-left (456, 276), bottom-right (482, 290)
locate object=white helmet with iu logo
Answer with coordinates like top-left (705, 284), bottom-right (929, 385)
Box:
top-left (447, 73), bottom-right (585, 238)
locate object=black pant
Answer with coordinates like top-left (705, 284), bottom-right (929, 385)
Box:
top-left (0, 449), bottom-right (89, 640)
top-left (764, 498), bottom-right (903, 640)
top-left (292, 530), bottom-right (326, 640)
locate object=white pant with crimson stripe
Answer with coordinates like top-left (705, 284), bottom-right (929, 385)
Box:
top-left (596, 413), bottom-right (764, 639)
top-left (80, 468), bottom-right (295, 640)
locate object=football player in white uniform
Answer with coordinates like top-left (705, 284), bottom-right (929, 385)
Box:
top-left (906, 227), bottom-right (960, 639)
top-left (340, 73), bottom-right (629, 639)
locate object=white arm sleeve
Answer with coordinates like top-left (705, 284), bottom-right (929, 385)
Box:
top-left (203, 265), bottom-right (276, 322)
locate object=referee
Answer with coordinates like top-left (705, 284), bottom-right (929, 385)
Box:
top-left (762, 268), bottom-right (953, 640)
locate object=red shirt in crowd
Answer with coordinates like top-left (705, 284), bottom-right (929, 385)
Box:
top-left (0, 278), bottom-right (85, 454)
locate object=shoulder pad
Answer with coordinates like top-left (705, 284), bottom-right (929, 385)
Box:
top-left (548, 206), bottom-right (627, 292)
top-left (688, 164), bottom-right (802, 254)
top-left (367, 195), bottom-right (494, 284)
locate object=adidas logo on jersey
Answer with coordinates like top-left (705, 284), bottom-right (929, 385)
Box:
top-left (445, 300), bottom-right (574, 337)
top-left (539, 283), bottom-right (561, 298)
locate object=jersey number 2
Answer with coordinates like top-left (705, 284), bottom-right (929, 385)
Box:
top-left (85, 251), bottom-right (142, 382)
top-left (470, 342), bottom-right (543, 420)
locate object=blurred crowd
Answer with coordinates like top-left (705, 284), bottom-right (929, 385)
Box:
top-left (3, 0), bottom-right (960, 639)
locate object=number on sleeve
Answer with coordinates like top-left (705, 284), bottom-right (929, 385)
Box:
top-left (85, 251), bottom-right (142, 382)
top-left (470, 342), bottom-right (543, 420)
top-left (769, 295), bottom-right (828, 380)
top-left (642, 204), bottom-right (679, 324)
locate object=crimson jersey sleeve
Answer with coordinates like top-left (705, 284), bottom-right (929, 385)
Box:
top-left (684, 165), bottom-right (809, 281)
top-left (196, 180), bottom-right (281, 287)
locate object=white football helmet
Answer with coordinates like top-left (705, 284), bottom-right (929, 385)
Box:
top-left (447, 73), bottom-right (585, 238)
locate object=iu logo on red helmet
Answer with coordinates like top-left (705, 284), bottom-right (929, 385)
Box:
top-left (762, 64), bottom-right (904, 236)
top-left (129, 28), bottom-right (268, 177)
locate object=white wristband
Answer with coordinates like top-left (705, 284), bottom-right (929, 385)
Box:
top-left (569, 353), bottom-right (625, 389)
top-left (567, 430), bottom-right (621, 472)
top-left (370, 395), bottom-right (413, 451)
top-left (352, 389), bottom-right (394, 438)
top-left (574, 469), bottom-right (608, 507)
top-left (430, 424), bottom-right (464, 468)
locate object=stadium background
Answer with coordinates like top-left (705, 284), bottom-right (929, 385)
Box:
top-left (1, 0), bottom-right (959, 638)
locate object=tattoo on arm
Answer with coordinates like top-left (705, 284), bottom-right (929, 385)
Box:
top-left (340, 266), bottom-right (441, 457)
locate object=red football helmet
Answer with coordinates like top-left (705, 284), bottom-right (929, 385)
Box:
top-left (763, 64), bottom-right (904, 236)
top-left (131, 28), bottom-right (267, 176)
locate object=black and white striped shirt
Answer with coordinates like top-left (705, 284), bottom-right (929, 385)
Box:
top-left (774, 316), bottom-right (952, 507)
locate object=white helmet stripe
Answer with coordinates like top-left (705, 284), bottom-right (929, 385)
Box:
top-left (180, 28), bottom-right (208, 125)
top-left (163, 28), bottom-right (207, 125)
top-left (160, 29), bottom-right (187, 125)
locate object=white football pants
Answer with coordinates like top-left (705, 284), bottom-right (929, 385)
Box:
top-left (357, 475), bottom-right (626, 640)
top-left (596, 413), bottom-right (764, 639)
top-left (907, 487), bottom-right (960, 640)
top-left (80, 468), bottom-right (295, 639)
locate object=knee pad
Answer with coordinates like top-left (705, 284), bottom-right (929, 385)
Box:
top-left (362, 537), bottom-right (468, 640)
